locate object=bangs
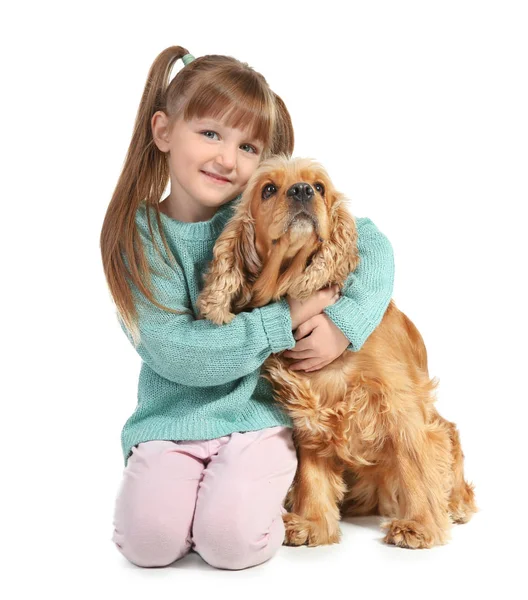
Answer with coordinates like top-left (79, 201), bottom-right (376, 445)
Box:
top-left (182, 77), bottom-right (274, 147)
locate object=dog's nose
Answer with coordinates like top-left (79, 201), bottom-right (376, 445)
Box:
top-left (287, 182), bottom-right (314, 204)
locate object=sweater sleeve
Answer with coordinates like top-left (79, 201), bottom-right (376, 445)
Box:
top-left (120, 239), bottom-right (296, 388)
top-left (322, 217), bottom-right (395, 352)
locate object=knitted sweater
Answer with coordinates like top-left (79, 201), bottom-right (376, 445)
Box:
top-left (118, 195), bottom-right (395, 466)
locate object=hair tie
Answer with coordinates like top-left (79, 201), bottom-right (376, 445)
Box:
top-left (182, 53), bottom-right (195, 66)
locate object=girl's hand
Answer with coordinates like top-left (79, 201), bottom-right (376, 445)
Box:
top-left (283, 313), bottom-right (350, 372)
top-left (287, 284), bottom-right (340, 330)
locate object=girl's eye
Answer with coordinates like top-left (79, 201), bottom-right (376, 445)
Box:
top-left (201, 130), bottom-right (219, 140)
top-left (262, 184), bottom-right (277, 199)
top-left (315, 183), bottom-right (325, 195)
top-left (241, 143), bottom-right (257, 154)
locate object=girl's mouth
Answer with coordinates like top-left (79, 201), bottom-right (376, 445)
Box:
top-left (202, 171), bottom-right (231, 184)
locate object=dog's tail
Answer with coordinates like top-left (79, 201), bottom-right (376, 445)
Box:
top-left (399, 309), bottom-right (430, 375)
top-left (445, 419), bottom-right (478, 523)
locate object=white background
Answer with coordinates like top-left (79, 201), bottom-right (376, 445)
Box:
top-left (2, 1), bottom-right (527, 598)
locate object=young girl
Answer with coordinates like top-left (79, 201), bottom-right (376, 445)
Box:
top-left (101, 46), bottom-right (395, 571)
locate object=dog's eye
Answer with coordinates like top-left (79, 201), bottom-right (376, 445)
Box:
top-left (262, 184), bottom-right (277, 200)
top-left (315, 183), bottom-right (325, 195)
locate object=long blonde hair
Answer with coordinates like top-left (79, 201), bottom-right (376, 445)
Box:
top-left (100, 45), bottom-right (295, 345)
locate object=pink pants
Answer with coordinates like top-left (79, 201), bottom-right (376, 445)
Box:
top-left (112, 426), bottom-right (298, 570)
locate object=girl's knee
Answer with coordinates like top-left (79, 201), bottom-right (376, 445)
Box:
top-left (193, 511), bottom-right (285, 570)
top-left (112, 518), bottom-right (191, 568)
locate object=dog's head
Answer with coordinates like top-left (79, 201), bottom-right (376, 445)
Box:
top-left (197, 155), bottom-right (359, 324)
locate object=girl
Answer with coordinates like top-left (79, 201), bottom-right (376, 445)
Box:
top-left (100, 46), bottom-right (395, 571)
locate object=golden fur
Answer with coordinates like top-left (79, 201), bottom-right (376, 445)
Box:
top-left (196, 155), bottom-right (477, 549)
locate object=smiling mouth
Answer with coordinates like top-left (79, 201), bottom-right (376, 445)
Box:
top-left (202, 171), bottom-right (231, 183)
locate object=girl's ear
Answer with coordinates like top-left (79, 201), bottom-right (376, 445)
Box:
top-left (151, 111), bottom-right (171, 152)
top-left (197, 203), bottom-right (261, 325)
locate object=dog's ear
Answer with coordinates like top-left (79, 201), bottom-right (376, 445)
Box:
top-left (197, 202), bottom-right (261, 325)
top-left (327, 192), bottom-right (360, 284)
top-left (287, 191), bottom-right (359, 299)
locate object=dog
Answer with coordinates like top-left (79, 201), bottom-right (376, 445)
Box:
top-left (196, 154), bottom-right (477, 549)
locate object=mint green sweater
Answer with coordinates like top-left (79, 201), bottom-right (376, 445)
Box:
top-left (118, 195), bottom-right (395, 466)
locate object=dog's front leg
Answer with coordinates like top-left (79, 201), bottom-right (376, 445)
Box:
top-left (283, 446), bottom-right (346, 547)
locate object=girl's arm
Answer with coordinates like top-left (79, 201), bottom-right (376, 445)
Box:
top-left (322, 217), bottom-right (395, 351)
top-left (120, 240), bottom-right (296, 388)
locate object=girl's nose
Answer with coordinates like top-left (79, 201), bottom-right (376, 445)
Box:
top-left (215, 145), bottom-right (237, 171)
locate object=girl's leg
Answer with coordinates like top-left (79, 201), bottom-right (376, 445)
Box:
top-left (191, 426), bottom-right (298, 570)
top-left (112, 440), bottom-right (206, 567)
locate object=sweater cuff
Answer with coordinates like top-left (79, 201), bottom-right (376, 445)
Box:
top-left (259, 298), bottom-right (296, 353)
top-left (323, 295), bottom-right (374, 352)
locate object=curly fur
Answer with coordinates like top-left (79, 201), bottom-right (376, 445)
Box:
top-left (197, 155), bottom-right (477, 549)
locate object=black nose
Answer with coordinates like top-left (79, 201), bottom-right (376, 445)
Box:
top-left (287, 182), bottom-right (314, 204)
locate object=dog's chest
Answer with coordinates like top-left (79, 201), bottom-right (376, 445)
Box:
top-left (295, 393), bottom-right (385, 467)
top-left (263, 354), bottom-right (386, 467)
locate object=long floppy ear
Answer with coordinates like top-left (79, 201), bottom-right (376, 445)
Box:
top-left (287, 192), bottom-right (359, 300)
top-left (196, 202), bottom-right (261, 325)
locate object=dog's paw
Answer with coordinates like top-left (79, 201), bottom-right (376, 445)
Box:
top-left (283, 511), bottom-right (341, 547)
top-left (382, 519), bottom-right (437, 549)
top-left (285, 277), bottom-right (316, 301)
top-left (198, 304), bottom-right (235, 325)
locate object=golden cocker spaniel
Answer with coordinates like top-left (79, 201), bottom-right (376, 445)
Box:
top-left (196, 155), bottom-right (477, 549)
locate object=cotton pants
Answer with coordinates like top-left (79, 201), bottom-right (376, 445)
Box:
top-left (112, 426), bottom-right (298, 570)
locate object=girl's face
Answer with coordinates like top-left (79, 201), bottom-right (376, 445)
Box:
top-left (153, 111), bottom-right (264, 218)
